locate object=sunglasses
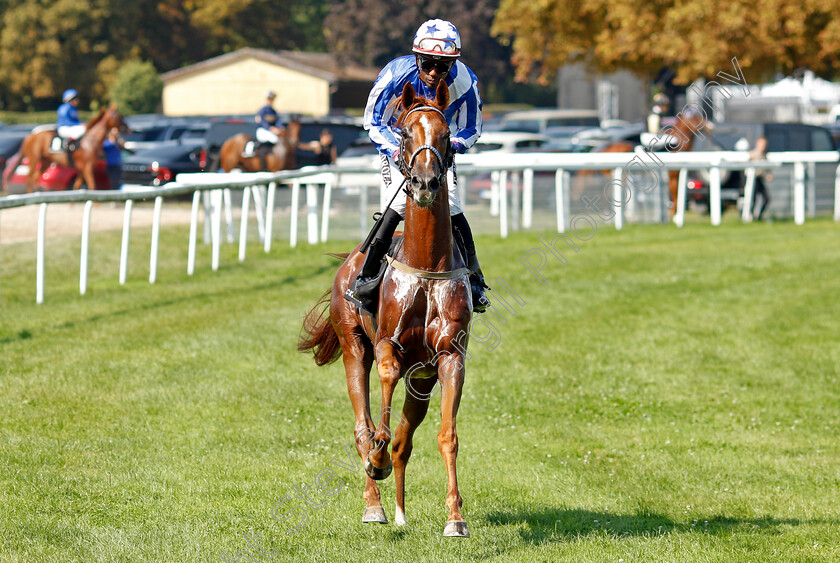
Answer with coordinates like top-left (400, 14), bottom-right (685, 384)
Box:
top-left (418, 57), bottom-right (454, 74)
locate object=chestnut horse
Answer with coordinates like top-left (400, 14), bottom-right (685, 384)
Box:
top-left (20, 105), bottom-right (127, 192)
top-left (642, 109), bottom-right (711, 217)
top-left (299, 82), bottom-right (473, 537)
top-left (218, 119), bottom-right (300, 172)
top-left (664, 109), bottom-right (711, 217)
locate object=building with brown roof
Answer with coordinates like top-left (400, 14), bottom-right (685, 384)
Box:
top-left (160, 48), bottom-right (379, 117)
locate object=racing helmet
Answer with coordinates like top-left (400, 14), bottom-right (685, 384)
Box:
top-left (412, 19), bottom-right (461, 59)
top-left (62, 89), bottom-right (78, 102)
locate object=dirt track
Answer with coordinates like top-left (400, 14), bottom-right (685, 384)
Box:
top-left (0, 202), bottom-right (194, 244)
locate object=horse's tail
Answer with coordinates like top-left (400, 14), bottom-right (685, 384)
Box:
top-left (298, 289), bottom-right (342, 366)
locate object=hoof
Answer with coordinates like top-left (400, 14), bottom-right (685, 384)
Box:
top-left (442, 520), bottom-right (470, 537)
top-left (362, 506), bottom-right (388, 524)
top-left (364, 456), bottom-right (393, 480)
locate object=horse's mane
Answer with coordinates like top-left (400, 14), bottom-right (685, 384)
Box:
top-left (85, 108), bottom-right (107, 129)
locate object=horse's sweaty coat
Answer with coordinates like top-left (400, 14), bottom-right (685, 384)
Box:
top-left (299, 81), bottom-right (473, 537)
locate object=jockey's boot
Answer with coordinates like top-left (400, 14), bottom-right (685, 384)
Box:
top-left (451, 213), bottom-right (490, 313)
top-left (344, 208), bottom-right (403, 315)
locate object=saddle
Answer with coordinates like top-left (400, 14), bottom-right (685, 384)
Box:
top-left (50, 133), bottom-right (79, 154)
top-left (242, 140), bottom-right (274, 159)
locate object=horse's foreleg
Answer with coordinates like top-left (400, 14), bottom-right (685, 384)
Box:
top-left (339, 343), bottom-right (386, 522)
top-left (437, 353), bottom-right (469, 537)
top-left (366, 340), bottom-right (402, 481)
top-left (392, 376), bottom-right (436, 526)
top-left (81, 164), bottom-right (96, 190)
top-left (668, 170), bottom-right (679, 217)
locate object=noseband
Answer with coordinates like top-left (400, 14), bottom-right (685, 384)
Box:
top-left (397, 106), bottom-right (452, 189)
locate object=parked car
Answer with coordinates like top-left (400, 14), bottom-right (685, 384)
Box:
top-left (123, 118), bottom-right (210, 152)
top-left (335, 138), bottom-right (379, 169)
top-left (467, 131), bottom-right (550, 154)
top-left (570, 123), bottom-right (645, 149)
top-left (686, 122), bottom-right (836, 214)
top-left (120, 139), bottom-right (207, 187)
top-left (3, 153), bottom-right (110, 193)
top-left (498, 109), bottom-right (600, 134)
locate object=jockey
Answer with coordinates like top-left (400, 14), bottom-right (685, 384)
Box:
top-left (345, 18), bottom-right (489, 315)
top-left (252, 90), bottom-right (284, 153)
top-left (56, 89), bottom-right (86, 140)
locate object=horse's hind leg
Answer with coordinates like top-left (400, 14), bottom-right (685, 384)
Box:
top-left (392, 376), bottom-right (436, 526)
top-left (26, 158), bottom-right (45, 193)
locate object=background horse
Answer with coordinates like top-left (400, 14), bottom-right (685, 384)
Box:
top-left (641, 109), bottom-right (711, 217)
top-left (218, 119), bottom-right (300, 172)
top-left (299, 81), bottom-right (473, 537)
top-left (20, 105), bottom-right (127, 192)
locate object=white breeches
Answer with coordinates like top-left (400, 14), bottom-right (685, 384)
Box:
top-left (58, 125), bottom-right (86, 139)
top-left (256, 127), bottom-right (279, 144)
top-left (380, 154), bottom-right (462, 217)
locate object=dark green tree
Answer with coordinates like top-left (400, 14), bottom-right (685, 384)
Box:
top-left (108, 60), bottom-right (163, 115)
top-left (0, 0), bottom-right (109, 109)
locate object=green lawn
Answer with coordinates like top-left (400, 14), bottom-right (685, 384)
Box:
top-left (1, 215), bottom-right (839, 562)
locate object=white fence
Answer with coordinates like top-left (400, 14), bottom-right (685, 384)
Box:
top-left (1, 150), bottom-right (839, 303)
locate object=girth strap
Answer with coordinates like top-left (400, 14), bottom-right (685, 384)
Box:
top-left (385, 255), bottom-right (470, 280)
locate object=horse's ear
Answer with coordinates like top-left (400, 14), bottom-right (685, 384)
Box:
top-left (435, 80), bottom-right (449, 110)
top-left (401, 82), bottom-right (415, 110)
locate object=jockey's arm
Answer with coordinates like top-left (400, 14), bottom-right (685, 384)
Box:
top-left (364, 67), bottom-right (402, 159)
top-left (448, 84), bottom-right (483, 154)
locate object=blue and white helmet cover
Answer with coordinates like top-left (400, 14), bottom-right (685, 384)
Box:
top-left (412, 19), bottom-right (461, 59)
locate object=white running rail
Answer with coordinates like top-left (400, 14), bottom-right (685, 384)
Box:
top-left (1, 151), bottom-right (838, 304)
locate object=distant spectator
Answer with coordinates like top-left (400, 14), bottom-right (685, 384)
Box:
top-left (647, 93), bottom-right (670, 135)
top-left (102, 127), bottom-right (126, 189)
top-left (299, 128), bottom-right (337, 165)
top-left (739, 135), bottom-right (771, 220)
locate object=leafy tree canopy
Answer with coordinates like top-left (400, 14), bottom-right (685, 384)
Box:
top-left (492, 0), bottom-right (840, 85)
top-left (109, 60), bottom-right (163, 115)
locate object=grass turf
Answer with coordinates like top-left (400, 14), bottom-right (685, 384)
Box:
top-left (1, 214), bottom-right (839, 562)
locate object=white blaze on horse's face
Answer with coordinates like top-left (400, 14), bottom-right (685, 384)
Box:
top-left (410, 113), bottom-right (443, 208)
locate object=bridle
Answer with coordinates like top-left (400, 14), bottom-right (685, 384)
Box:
top-left (360, 104), bottom-right (454, 254)
top-left (396, 105), bottom-right (454, 191)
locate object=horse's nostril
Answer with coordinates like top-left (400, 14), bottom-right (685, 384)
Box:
top-left (411, 177), bottom-right (422, 189)
top-left (429, 177), bottom-right (440, 192)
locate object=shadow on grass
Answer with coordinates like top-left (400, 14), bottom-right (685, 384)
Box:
top-left (485, 506), bottom-right (829, 543)
top-left (0, 262), bottom-right (339, 345)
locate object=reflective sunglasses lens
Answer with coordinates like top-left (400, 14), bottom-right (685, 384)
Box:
top-left (420, 58), bottom-right (452, 73)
